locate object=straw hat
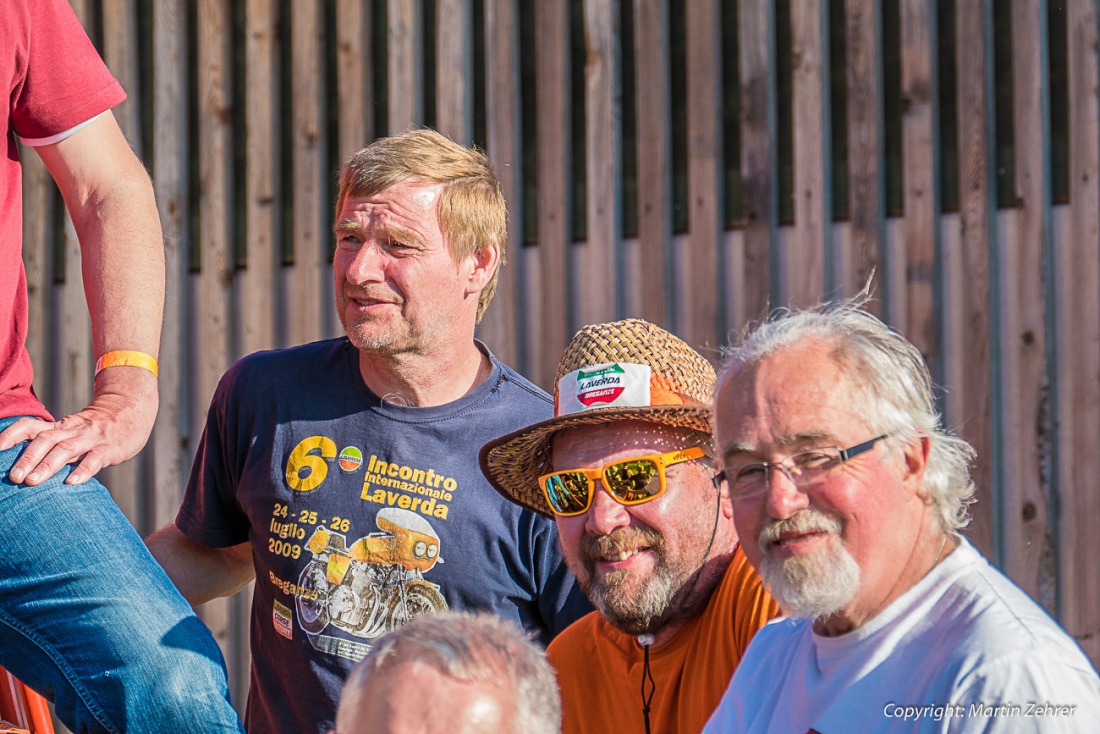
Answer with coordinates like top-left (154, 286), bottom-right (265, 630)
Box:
top-left (479, 319), bottom-right (716, 517)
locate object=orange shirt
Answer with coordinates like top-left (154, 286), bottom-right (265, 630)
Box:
top-left (547, 545), bottom-right (779, 734)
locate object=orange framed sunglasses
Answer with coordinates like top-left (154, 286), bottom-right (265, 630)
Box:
top-left (539, 446), bottom-right (706, 516)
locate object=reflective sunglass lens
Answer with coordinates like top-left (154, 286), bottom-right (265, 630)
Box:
top-left (544, 473), bottom-right (591, 514)
top-left (605, 459), bottom-right (661, 502)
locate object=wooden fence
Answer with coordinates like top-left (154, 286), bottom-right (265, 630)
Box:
top-left (21, 0), bottom-right (1100, 721)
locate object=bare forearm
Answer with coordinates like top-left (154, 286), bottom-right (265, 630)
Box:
top-left (1, 112), bottom-right (166, 485)
top-left (77, 174), bottom-right (165, 360)
top-left (146, 523), bottom-right (254, 607)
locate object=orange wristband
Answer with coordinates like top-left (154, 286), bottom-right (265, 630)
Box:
top-left (94, 350), bottom-right (159, 378)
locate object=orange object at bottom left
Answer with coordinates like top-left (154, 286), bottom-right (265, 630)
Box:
top-left (0, 667), bottom-right (52, 734)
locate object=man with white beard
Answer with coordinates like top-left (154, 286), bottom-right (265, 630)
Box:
top-left (706, 299), bottom-right (1100, 733)
top-left (480, 319), bottom-right (779, 734)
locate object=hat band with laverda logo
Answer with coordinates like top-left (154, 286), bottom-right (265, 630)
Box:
top-left (556, 362), bottom-right (652, 416)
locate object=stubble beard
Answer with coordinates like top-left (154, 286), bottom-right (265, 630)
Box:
top-left (575, 527), bottom-right (707, 637)
top-left (756, 509), bottom-right (861, 621)
top-left (337, 290), bottom-right (415, 356)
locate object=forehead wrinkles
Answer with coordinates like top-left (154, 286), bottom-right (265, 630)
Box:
top-left (718, 354), bottom-right (861, 457)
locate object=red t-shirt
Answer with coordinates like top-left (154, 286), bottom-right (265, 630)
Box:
top-left (1, 0), bottom-right (126, 420)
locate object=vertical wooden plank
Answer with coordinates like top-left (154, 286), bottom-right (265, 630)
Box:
top-left (898, 0), bottom-right (939, 355)
top-left (481, 0), bottom-right (521, 369)
top-left (286, 0), bottom-right (324, 347)
top-left (1061, 0), bottom-right (1100, 665)
top-left (738, 0), bottom-right (778, 323)
top-left (1000, 0), bottom-right (1052, 598)
top-left (844, 0), bottom-right (884, 305)
top-left (241, 0), bottom-right (277, 357)
top-left (388, 0), bottom-right (423, 133)
top-left (578, 0), bottom-right (620, 327)
top-left (684, 0), bottom-right (722, 348)
top-left (939, 209), bottom-right (964, 431)
top-left (436, 0), bottom-right (473, 143)
top-left (336, 0), bottom-right (372, 156)
top-left (632, 0), bottom-right (671, 328)
top-left (532, 0), bottom-right (571, 388)
top-left (951, 0), bottom-right (995, 559)
top-left (786, 0), bottom-right (829, 308)
top-left (721, 227), bottom-right (746, 337)
top-left (195, 0), bottom-right (232, 482)
top-left (151, 0), bottom-right (185, 531)
top-left (193, 0), bottom-right (236, 694)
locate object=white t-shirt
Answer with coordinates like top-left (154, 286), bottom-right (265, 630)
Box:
top-left (704, 539), bottom-right (1100, 733)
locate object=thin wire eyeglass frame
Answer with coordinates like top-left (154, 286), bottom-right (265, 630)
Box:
top-left (712, 434), bottom-right (891, 500)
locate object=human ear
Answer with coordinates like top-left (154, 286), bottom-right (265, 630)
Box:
top-left (464, 243), bottom-right (500, 294)
top-left (901, 433), bottom-right (931, 496)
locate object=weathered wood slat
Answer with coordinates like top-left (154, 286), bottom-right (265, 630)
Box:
top-left (898, 0), bottom-right (939, 359)
top-left (436, 0), bottom-right (473, 144)
top-left (336, 0), bottom-right (372, 161)
top-left (1061, 0), bottom-right (1100, 662)
top-left (738, 0), bottom-right (777, 324)
top-left (684, 0), bottom-right (723, 348)
top-left (193, 0), bottom-right (238, 699)
top-left (241, 0), bottom-right (277, 357)
top-left (950, 0), bottom-right (995, 559)
top-left (632, 0), bottom-right (671, 329)
top-left (481, 0), bottom-right (522, 370)
top-left (151, 0), bottom-right (186, 531)
top-left (578, 0), bottom-right (620, 328)
top-left (787, 0), bottom-right (829, 307)
top-left (288, 0), bottom-right (325, 347)
top-left (843, 0), bottom-right (883, 306)
top-left (1000, 0), bottom-right (1052, 596)
top-left (531, 0), bottom-right (571, 388)
top-left (388, 0), bottom-right (423, 133)
top-left (195, 0), bottom-right (232, 452)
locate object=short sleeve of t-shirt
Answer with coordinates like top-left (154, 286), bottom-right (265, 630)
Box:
top-left (6, 0), bottom-right (125, 142)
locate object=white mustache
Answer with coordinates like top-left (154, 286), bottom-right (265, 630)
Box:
top-left (758, 509), bottom-right (843, 552)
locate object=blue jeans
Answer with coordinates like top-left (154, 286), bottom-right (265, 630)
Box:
top-left (0, 417), bottom-right (244, 733)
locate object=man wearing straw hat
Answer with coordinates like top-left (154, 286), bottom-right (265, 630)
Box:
top-left (147, 128), bottom-right (589, 734)
top-left (480, 319), bottom-right (779, 734)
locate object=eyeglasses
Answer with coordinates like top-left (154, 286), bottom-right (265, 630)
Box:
top-left (539, 447), bottom-right (707, 517)
top-left (713, 434), bottom-right (890, 500)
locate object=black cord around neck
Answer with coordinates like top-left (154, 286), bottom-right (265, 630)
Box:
top-left (636, 469), bottom-right (723, 734)
top-left (638, 634), bottom-right (656, 734)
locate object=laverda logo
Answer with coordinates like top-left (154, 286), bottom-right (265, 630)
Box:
top-left (557, 362), bottom-right (652, 416)
top-left (575, 364), bottom-right (626, 406)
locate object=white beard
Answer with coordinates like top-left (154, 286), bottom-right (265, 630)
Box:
top-left (757, 509), bottom-right (861, 621)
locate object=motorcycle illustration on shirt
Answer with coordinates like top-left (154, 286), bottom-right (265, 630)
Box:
top-left (295, 507), bottom-right (448, 639)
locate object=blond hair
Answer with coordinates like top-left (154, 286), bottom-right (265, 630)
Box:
top-left (336, 129), bottom-right (506, 322)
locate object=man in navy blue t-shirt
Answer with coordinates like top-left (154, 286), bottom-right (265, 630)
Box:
top-left (147, 129), bottom-right (590, 734)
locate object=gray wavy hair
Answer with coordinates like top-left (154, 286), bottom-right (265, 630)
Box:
top-left (335, 612), bottom-right (560, 734)
top-left (719, 297), bottom-right (976, 536)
